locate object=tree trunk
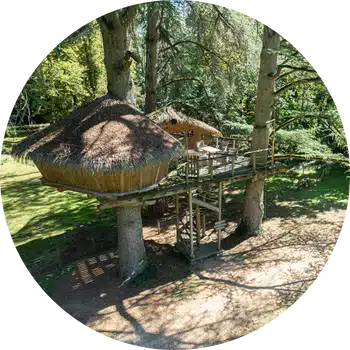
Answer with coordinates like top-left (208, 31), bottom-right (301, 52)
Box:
top-left (239, 25), bottom-right (280, 236)
top-left (97, 7), bottom-right (137, 104)
top-left (145, 5), bottom-right (160, 114)
top-left (117, 206), bottom-right (146, 279)
top-left (240, 176), bottom-right (265, 235)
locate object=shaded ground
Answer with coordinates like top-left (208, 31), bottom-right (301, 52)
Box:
top-left (51, 208), bottom-right (344, 349)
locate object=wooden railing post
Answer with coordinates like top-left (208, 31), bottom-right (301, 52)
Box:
top-left (252, 152), bottom-right (256, 172)
top-left (208, 154), bottom-right (213, 178)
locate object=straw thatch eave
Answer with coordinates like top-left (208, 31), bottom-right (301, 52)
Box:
top-left (12, 95), bottom-right (184, 174)
top-left (148, 107), bottom-right (223, 137)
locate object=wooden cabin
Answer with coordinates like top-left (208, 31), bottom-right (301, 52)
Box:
top-left (149, 107), bottom-right (223, 150)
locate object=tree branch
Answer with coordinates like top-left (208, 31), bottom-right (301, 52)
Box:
top-left (157, 6), bottom-right (164, 30)
top-left (118, 5), bottom-right (138, 25)
top-left (275, 77), bottom-right (321, 96)
top-left (212, 5), bottom-right (236, 33)
top-left (158, 78), bottom-right (220, 125)
top-left (279, 50), bottom-right (299, 66)
top-left (97, 12), bottom-right (121, 30)
top-left (268, 65), bottom-right (283, 79)
top-left (160, 40), bottom-right (229, 65)
top-left (124, 50), bottom-right (141, 63)
top-left (158, 77), bottom-right (208, 97)
top-left (274, 113), bottom-right (331, 133)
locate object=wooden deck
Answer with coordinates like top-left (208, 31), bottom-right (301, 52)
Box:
top-left (97, 156), bottom-right (287, 209)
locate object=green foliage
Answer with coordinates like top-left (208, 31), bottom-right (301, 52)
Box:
top-left (221, 120), bottom-right (253, 136)
top-left (7, 0), bottom-right (347, 162)
top-left (9, 21), bottom-right (106, 125)
top-left (275, 129), bottom-right (333, 157)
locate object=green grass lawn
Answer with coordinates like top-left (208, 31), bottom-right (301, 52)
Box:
top-left (0, 154), bottom-right (116, 277)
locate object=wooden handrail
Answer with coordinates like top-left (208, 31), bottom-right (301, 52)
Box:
top-left (244, 147), bottom-right (271, 155)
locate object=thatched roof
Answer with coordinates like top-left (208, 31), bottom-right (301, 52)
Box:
top-left (12, 95), bottom-right (184, 173)
top-left (148, 107), bottom-right (223, 136)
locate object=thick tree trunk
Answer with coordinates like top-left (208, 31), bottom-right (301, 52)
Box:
top-left (145, 5), bottom-right (160, 114)
top-left (239, 26), bottom-right (280, 236)
top-left (240, 176), bottom-right (265, 235)
top-left (117, 206), bottom-right (146, 279)
top-left (97, 8), bottom-right (137, 104)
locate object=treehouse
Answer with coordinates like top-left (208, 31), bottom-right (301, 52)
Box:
top-left (12, 96), bottom-right (183, 195)
top-left (149, 107), bottom-right (223, 150)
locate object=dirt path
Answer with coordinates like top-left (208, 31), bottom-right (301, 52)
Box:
top-left (52, 209), bottom-right (344, 349)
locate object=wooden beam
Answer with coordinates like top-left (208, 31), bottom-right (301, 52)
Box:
top-left (97, 199), bottom-right (156, 209)
top-left (175, 193), bottom-right (180, 243)
top-left (196, 204), bottom-right (201, 246)
top-left (218, 182), bottom-right (222, 251)
top-left (202, 192), bottom-right (206, 237)
top-left (231, 155), bottom-right (235, 177)
top-left (192, 197), bottom-right (220, 213)
top-left (188, 190), bottom-right (194, 258)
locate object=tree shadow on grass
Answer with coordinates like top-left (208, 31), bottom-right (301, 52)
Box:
top-left (265, 167), bottom-right (349, 219)
top-left (48, 211), bottom-right (341, 349)
top-left (14, 213), bottom-right (118, 276)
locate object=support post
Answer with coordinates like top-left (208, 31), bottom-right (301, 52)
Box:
top-left (208, 154), bottom-right (213, 178)
top-left (175, 193), bottom-right (180, 243)
top-left (271, 120), bottom-right (275, 167)
top-left (185, 133), bottom-right (189, 183)
top-left (217, 182), bottom-right (222, 251)
top-left (231, 154), bottom-right (235, 177)
top-left (188, 190), bottom-right (194, 258)
top-left (196, 204), bottom-right (201, 246)
top-left (216, 136), bottom-right (219, 148)
top-left (197, 156), bottom-right (200, 180)
top-left (202, 191), bottom-right (206, 238)
top-left (185, 161), bottom-right (189, 184)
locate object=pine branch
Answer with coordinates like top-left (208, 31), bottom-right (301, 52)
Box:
top-left (277, 65), bottom-right (316, 80)
top-left (212, 5), bottom-right (236, 33)
top-left (274, 154), bottom-right (349, 165)
top-left (160, 40), bottom-right (229, 65)
top-left (274, 113), bottom-right (333, 133)
top-left (279, 50), bottom-right (299, 66)
top-left (275, 77), bottom-right (321, 96)
top-left (158, 78), bottom-right (220, 125)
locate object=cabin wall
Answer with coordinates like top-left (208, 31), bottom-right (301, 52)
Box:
top-left (158, 121), bottom-right (217, 150)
